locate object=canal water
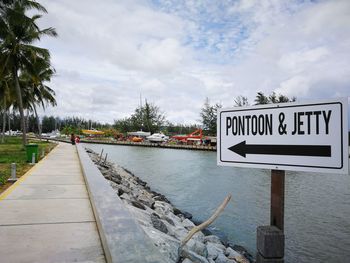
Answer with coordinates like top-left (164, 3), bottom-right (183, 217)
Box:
top-left (84, 143), bottom-right (350, 263)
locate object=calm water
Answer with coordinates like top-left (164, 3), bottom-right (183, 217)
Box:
top-left (85, 143), bottom-right (350, 263)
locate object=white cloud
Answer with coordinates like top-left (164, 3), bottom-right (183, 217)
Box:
top-left (278, 47), bottom-right (329, 73)
top-left (277, 76), bottom-right (310, 97)
top-left (36, 0), bottom-right (350, 125)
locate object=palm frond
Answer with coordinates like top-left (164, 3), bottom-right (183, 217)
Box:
top-left (20, 0), bottom-right (47, 14)
top-left (39, 27), bottom-right (57, 38)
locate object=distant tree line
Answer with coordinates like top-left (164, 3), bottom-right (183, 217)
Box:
top-left (1, 91), bottom-right (297, 138)
top-left (0, 109), bottom-right (200, 137)
top-left (200, 92), bottom-right (297, 136)
top-left (0, 113), bottom-right (110, 135)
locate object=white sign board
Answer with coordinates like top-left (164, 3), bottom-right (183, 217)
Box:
top-left (217, 98), bottom-right (348, 174)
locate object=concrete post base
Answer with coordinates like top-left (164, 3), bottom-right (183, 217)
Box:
top-left (256, 252), bottom-right (284, 263)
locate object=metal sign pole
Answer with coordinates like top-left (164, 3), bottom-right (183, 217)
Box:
top-left (271, 169), bottom-right (285, 231)
top-left (256, 170), bottom-right (285, 263)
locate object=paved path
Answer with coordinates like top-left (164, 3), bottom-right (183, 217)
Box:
top-left (0, 143), bottom-right (106, 263)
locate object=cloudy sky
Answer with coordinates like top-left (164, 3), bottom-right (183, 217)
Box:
top-left (36, 0), bottom-right (350, 124)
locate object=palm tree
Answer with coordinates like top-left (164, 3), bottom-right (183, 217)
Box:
top-left (0, 73), bottom-right (11, 142)
top-left (234, 95), bottom-right (249, 107)
top-left (254, 92), bottom-right (269, 105)
top-left (20, 57), bottom-right (56, 137)
top-left (0, 69), bottom-right (17, 142)
top-left (269, 92), bottom-right (278, 104)
top-left (0, 0), bottom-right (57, 146)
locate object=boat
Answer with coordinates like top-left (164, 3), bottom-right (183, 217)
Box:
top-left (82, 129), bottom-right (105, 136)
top-left (127, 131), bottom-right (151, 137)
top-left (147, 133), bottom-right (169, 143)
top-left (47, 130), bottom-right (61, 138)
top-left (172, 129), bottom-right (203, 142)
top-left (132, 137), bottom-right (143, 142)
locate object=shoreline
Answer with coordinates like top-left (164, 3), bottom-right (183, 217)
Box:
top-left (85, 147), bottom-right (253, 263)
top-left (46, 137), bottom-right (217, 151)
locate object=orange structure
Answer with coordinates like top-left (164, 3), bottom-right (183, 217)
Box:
top-left (82, 129), bottom-right (105, 136)
top-left (172, 129), bottom-right (203, 143)
top-left (131, 137), bottom-right (143, 142)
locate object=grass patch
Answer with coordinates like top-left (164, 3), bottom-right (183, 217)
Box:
top-left (0, 136), bottom-right (56, 193)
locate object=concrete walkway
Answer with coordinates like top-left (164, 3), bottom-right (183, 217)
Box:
top-left (0, 143), bottom-right (106, 263)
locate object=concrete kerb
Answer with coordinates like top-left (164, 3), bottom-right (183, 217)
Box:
top-left (76, 144), bottom-right (170, 263)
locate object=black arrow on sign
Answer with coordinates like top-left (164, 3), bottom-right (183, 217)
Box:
top-left (228, 141), bottom-right (331, 158)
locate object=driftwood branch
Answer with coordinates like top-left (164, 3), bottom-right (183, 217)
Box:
top-left (179, 194), bottom-right (232, 250)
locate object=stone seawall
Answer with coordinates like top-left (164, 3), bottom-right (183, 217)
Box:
top-left (85, 147), bottom-right (253, 263)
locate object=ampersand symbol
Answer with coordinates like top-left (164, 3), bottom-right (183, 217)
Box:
top-left (278, 113), bottom-right (287, 135)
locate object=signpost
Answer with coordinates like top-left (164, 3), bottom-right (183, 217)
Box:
top-left (217, 98), bottom-right (349, 263)
top-left (218, 98), bottom-right (348, 173)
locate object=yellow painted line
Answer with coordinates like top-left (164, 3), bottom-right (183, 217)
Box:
top-left (0, 143), bottom-right (59, 201)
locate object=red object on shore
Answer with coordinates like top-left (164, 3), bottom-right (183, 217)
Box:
top-left (172, 129), bottom-right (203, 142)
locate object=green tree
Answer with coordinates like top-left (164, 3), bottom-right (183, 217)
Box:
top-left (277, 94), bottom-right (296, 103)
top-left (114, 101), bottom-right (166, 134)
top-left (41, 115), bottom-right (55, 133)
top-left (269, 92), bottom-right (278, 104)
top-left (142, 101), bottom-right (165, 133)
top-left (200, 97), bottom-right (222, 136)
top-left (0, 0), bottom-right (57, 146)
top-left (255, 91), bottom-right (296, 105)
top-left (254, 92), bottom-right (269, 105)
top-left (0, 73), bottom-right (13, 142)
top-left (20, 57), bottom-right (56, 137)
top-left (130, 101), bottom-right (165, 133)
top-left (114, 118), bottom-right (132, 133)
top-left (234, 95), bottom-right (249, 107)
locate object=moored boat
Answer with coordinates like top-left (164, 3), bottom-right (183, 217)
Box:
top-left (147, 133), bottom-right (169, 143)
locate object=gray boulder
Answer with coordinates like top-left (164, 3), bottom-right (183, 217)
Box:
top-left (186, 239), bottom-right (208, 258)
top-left (181, 249), bottom-right (209, 263)
top-left (120, 193), bottom-right (132, 201)
top-left (142, 226), bottom-right (180, 262)
top-left (167, 225), bottom-right (189, 241)
top-left (204, 235), bottom-right (223, 245)
top-left (206, 242), bottom-right (226, 260)
top-left (130, 200), bottom-right (146, 210)
top-left (153, 201), bottom-right (174, 215)
top-left (151, 213), bottom-right (168, 234)
top-left (225, 247), bottom-right (241, 259)
top-left (125, 204), bottom-right (152, 227)
top-left (215, 253), bottom-right (237, 263)
top-left (182, 218), bottom-right (196, 230)
top-left (137, 193), bottom-right (154, 208)
top-left (165, 211), bottom-right (182, 226)
top-left (191, 232), bottom-right (205, 243)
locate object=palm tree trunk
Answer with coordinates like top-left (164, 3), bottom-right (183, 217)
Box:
top-left (26, 109), bottom-right (29, 133)
top-left (8, 112), bottom-right (11, 135)
top-left (13, 66), bottom-right (27, 146)
top-left (32, 103), bottom-right (41, 138)
top-left (1, 100), bottom-right (6, 143)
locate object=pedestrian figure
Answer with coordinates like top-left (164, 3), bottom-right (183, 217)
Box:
top-left (70, 133), bottom-right (76, 145)
top-left (75, 136), bottom-right (80, 144)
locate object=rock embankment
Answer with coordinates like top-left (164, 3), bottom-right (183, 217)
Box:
top-left (86, 148), bottom-right (252, 263)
